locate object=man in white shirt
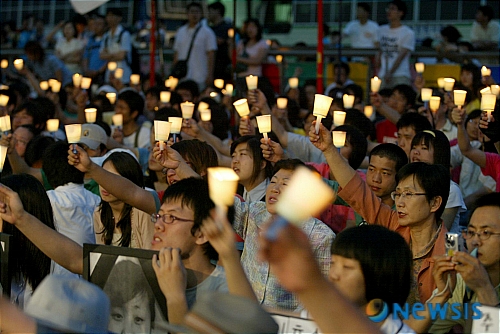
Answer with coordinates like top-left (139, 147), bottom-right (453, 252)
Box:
top-left (343, 2), bottom-right (379, 50)
top-left (376, 1), bottom-right (415, 89)
top-left (173, 2), bottom-right (217, 91)
top-left (471, 5), bottom-right (500, 51)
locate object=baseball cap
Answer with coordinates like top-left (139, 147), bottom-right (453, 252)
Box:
top-left (79, 124), bottom-right (107, 150)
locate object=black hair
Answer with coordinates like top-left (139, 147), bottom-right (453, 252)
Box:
top-left (396, 112), bottom-right (432, 132)
top-left (231, 135), bottom-right (273, 184)
top-left (146, 86), bottom-right (161, 100)
top-left (187, 2), bottom-right (203, 11)
top-left (171, 139), bottom-right (218, 179)
top-left (470, 193), bottom-right (500, 219)
top-left (24, 135), bottom-right (55, 167)
top-left (155, 107), bottom-right (182, 121)
top-left (242, 18), bottom-right (263, 44)
top-left (208, 1), bottom-right (225, 17)
top-left (344, 84), bottom-right (363, 103)
top-left (344, 108), bottom-right (376, 141)
top-left (63, 21), bottom-right (78, 38)
top-left (410, 129), bottom-right (451, 168)
top-left (396, 162), bottom-right (450, 221)
top-left (24, 41), bottom-right (45, 63)
top-left (272, 159), bottom-right (306, 176)
top-left (390, 0), bottom-right (408, 20)
top-left (72, 14), bottom-right (87, 26)
top-left (334, 124), bottom-right (368, 170)
top-left (1, 174), bottom-right (55, 291)
top-left (117, 90), bottom-right (144, 120)
top-left (440, 25), bottom-right (462, 44)
top-left (357, 2), bottom-right (371, 14)
top-left (466, 109), bottom-right (482, 124)
top-left (98, 152), bottom-right (144, 247)
top-left (392, 84), bottom-right (417, 109)
top-left (331, 225), bottom-right (411, 312)
top-left (43, 141), bottom-right (85, 188)
top-left (106, 8), bottom-right (123, 17)
top-left (175, 80), bottom-right (200, 100)
top-left (370, 143), bottom-right (408, 173)
top-left (461, 63), bottom-right (482, 100)
top-left (477, 5), bottom-right (495, 21)
top-left (161, 178), bottom-right (218, 261)
top-left (334, 62), bottom-right (350, 77)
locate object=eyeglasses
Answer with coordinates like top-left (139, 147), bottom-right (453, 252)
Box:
top-left (151, 213), bottom-right (194, 224)
top-left (391, 190), bottom-right (427, 201)
top-left (461, 229), bottom-right (500, 241)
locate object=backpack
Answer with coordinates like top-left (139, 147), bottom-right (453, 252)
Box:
top-left (105, 27), bottom-right (141, 74)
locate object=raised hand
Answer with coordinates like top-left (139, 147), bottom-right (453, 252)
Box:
top-left (309, 121), bottom-right (334, 152)
top-left (239, 117), bottom-right (255, 136)
top-left (260, 137), bottom-right (284, 163)
top-left (67, 144), bottom-right (93, 173)
top-left (152, 247), bottom-right (187, 300)
top-left (450, 107), bottom-right (466, 126)
top-left (0, 183), bottom-right (27, 226)
top-left (152, 143), bottom-right (183, 170)
top-left (200, 209), bottom-right (237, 261)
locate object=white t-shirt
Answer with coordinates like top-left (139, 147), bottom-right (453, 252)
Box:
top-left (174, 23), bottom-right (217, 89)
top-left (185, 265), bottom-right (228, 308)
top-left (123, 121), bottom-right (152, 150)
top-left (378, 25), bottom-right (415, 79)
top-left (471, 20), bottom-right (500, 43)
top-left (237, 39), bottom-right (269, 77)
top-left (343, 20), bottom-right (379, 48)
top-left (100, 25), bottom-right (132, 84)
top-left (445, 181), bottom-right (467, 233)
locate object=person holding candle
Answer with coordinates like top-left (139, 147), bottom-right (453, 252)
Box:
top-left (452, 107), bottom-right (500, 193)
top-left (310, 121), bottom-right (450, 307)
top-left (231, 135), bottom-right (273, 203)
top-left (375, 1), bottom-right (415, 88)
top-left (417, 89), bottom-right (458, 142)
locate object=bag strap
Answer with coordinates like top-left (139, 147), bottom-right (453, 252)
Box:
top-left (185, 24), bottom-right (202, 62)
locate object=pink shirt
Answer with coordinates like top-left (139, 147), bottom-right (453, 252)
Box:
top-left (481, 152), bottom-right (500, 192)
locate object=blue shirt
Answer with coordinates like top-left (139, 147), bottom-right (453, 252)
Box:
top-left (84, 35), bottom-right (107, 71)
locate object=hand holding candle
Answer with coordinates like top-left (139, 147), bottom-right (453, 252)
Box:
top-left (65, 124), bottom-right (82, 153)
top-left (313, 94), bottom-right (333, 134)
top-left (233, 98), bottom-right (251, 118)
top-left (181, 102), bottom-right (195, 119)
top-left (481, 94), bottom-right (496, 122)
top-left (207, 167), bottom-right (239, 221)
top-left (168, 116), bottom-right (183, 142)
top-left (246, 75), bottom-right (258, 90)
top-left (453, 90), bottom-right (467, 108)
top-left (371, 76), bottom-right (381, 93)
top-left (256, 115), bottom-right (271, 141)
top-left (154, 120), bottom-right (172, 150)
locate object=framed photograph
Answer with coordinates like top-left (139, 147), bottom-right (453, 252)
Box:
top-left (0, 233), bottom-right (12, 298)
top-left (83, 244), bottom-right (169, 334)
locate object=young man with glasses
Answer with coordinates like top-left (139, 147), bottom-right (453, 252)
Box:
top-left (309, 122), bottom-right (449, 306)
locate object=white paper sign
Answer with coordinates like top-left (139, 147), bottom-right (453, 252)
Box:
top-left (472, 305), bottom-right (500, 333)
top-left (271, 314), bottom-right (321, 334)
top-left (69, 0), bottom-right (109, 14)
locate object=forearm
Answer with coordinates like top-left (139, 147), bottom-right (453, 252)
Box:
top-left (377, 103), bottom-right (401, 125)
top-left (206, 51), bottom-right (215, 81)
top-left (270, 114), bottom-right (289, 147)
top-left (196, 126), bottom-right (230, 156)
top-left (86, 163), bottom-right (157, 214)
top-left (323, 146), bottom-right (356, 188)
top-left (476, 285), bottom-right (499, 306)
top-left (220, 250), bottom-right (257, 301)
top-left (388, 49), bottom-right (409, 74)
top-left (166, 295), bottom-right (189, 325)
top-left (7, 151), bottom-right (43, 183)
top-left (457, 124), bottom-right (486, 167)
top-left (15, 213), bottom-right (83, 274)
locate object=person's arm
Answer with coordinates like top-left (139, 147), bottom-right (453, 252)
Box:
top-left (451, 108), bottom-right (486, 167)
top-left (0, 297), bottom-right (37, 334)
top-left (152, 143), bottom-right (201, 181)
top-left (258, 222), bottom-right (382, 334)
top-left (152, 248), bottom-right (188, 325)
top-left (386, 48), bottom-right (410, 80)
top-left (0, 134), bottom-right (43, 183)
top-left (200, 209), bottom-right (257, 301)
top-left (237, 42), bottom-right (268, 66)
top-left (369, 92), bottom-right (401, 125)
top-left (68, 145), bottom-right (157, 215)
top-left (45, 21), bottom-right (64, 44)
top-left (0, 184), bottom-right (83, 275)
top-left (441, 207), bottom-right (459, 231)
top-left (182, 118), bottom-right (231, 157)
top-left (205, 50), bottom-right (215, 86)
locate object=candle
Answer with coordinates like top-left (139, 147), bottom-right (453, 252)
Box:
top-left (114, 68), bottom-right (123, 79)
top-left (276, 55), bottom-right (283, 63)
top-left (364, 105), bottom-right (374, 119)
top-left (81, 77), bottom-right (92, 90)
top-left (154, 120), bottom-right (171, 150)
top-left (168, 117), bottom-right (183, 134)
top-left (371, 76), bottom-right (381, 93)
top-left (108, 62), bottom-right (117, 71)
top-left (333, 111), bottom-right (346, 126)
top-left (415, 62), bottom-right (425, 74)
top-left (437, 78), bottom-right (445, 89)
top-left (443, 78), bottom-right (455, 92)
top-left (160, 91), bottom-right (171, 103)
top-left (332, 131), bottom-right (347, 147)
top-left (13, 59), bottom-right (23, 71)
top-left (65, 124), bottom-right (82, 144)
top-left (0, 59), bottom-right (7, 69)
top-left (0, 85), bottom-right (8, 90)
top-left (481, 66), bottom-right (491, 77)
top-left (40, 81), bottom-right (49, 91)
top-left (288, 77), bottom-right (299, 89)
top-left (313, 94), bottom-right (333, 133)
top-left (225, 83), bottom-right (234, 96)
top-left (106, 92), bottom-right (116, 104)
top-left (198, 101), bottom-right (209, 111)
top-left (421, 88), bottom-right (433, 102)
top-left (0, 95), bottom-right (9, 107)
top-left (453, 90), bottom-right (467, 107)
top-left (233, 98), bottom-right (251, 118)
top-left (491, 85), bottom-right (500, 97)
top-left (165, 76), bottom-right (178, 90)
top-left (228, 28), bottom-right (234, 38)
top-left (207, 167), bottom-right (239, 218)
top-left (112, 114), bottom-right (123, 127)
top-left (480, 87), bottom-right (491, 95)
top-left (274, 166), bottom-right (335, 225)
top-left (481, 94), bottom-right (496, 121)
top-left (256, 115), bottom-right (272, 141)
top-left (50, 80), bottom-right (61, 93)
top-left (85, 108), bottom-right (97, 123)
top-left (214, 79), bottom-right (224, 89)
top-left (200, 109), bottom-right (211, 122)
top-left (343, 94), bottom-right (355, 109)
top-left (130, 74), bottom-right (140, 85)
top-left (46, 119), bottom-right (60, 132)
top-left (429, 96), bottom-right (441, 113)
top-left (181, 102), bottom-right (195, 119)
top-left (277, 97), bottom-right (288, 109)
top-left (72, 73), bottom-right (82, 88)
top-left (0, 115), bottom-right (11, 132)
top-left (0, 145), bottom-right (8, 172)
top-left (246, 75), bottom-right (258, 90)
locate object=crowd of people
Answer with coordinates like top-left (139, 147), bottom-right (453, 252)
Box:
top-left (0, 0), bottom-right (499, 333)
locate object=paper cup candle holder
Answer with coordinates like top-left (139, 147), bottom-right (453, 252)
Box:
top-left (154, 120), bottom-right (171, 150)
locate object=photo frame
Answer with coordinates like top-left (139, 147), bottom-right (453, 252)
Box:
top-left (83, 244), bottom-right (169, 334)
top-left (0, 233), bottom-right (12, 298)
